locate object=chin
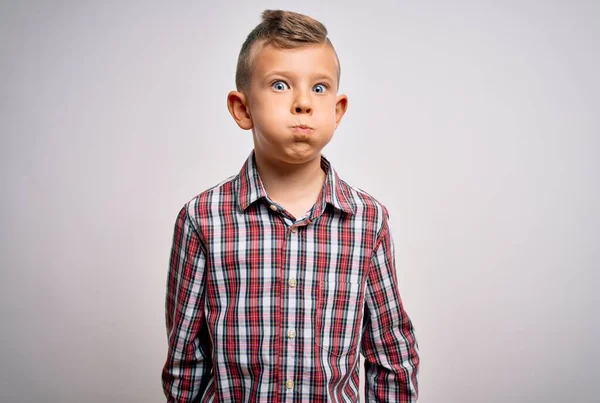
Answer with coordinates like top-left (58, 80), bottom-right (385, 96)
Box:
top-left (282, 146), bottom-right (323, 163)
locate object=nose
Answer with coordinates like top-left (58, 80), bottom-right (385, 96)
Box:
top-left (292, 89), bottom-right (312, 115)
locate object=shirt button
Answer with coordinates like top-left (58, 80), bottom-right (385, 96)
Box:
top-left (290, 226), bottom-right (298, 233)
top-left (288, 278), bottom-right (297, 288)
top-left (269, 204), bottom-right (278, 211)
top-left (287, 329), bottom-right (296, 339)
top-left (285, 379), bottom-right (294, 390)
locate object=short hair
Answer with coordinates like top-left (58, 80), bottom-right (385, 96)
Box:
top-left (235, 10), bottom-right (341, 92)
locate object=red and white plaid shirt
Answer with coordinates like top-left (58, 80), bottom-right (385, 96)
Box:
top-left (162, 150), bottom-right (420, 402)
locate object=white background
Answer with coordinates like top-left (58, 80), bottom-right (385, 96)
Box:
top-left (1, 1), bottom-right (598, 402)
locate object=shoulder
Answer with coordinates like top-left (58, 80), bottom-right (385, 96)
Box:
top-left (178, 173), bottom-right (238, 228)
top-left (338, 178), bottom-right (390, 237)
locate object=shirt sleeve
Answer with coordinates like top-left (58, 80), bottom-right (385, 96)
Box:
top-left (162, 205), bottom-right (213, 402)
top-left (361, 210), bottom-right (420, 402)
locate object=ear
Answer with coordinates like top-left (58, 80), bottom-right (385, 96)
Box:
top-left (227, 91), bottom-right (253, 130)
top-left (334, 94), bottom-right (348, 130)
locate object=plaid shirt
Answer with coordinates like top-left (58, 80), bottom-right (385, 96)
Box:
top-left (162, 150), bottom-right (420, 402)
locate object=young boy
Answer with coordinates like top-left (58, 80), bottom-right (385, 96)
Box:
top-left (162, 9), bottom-right (420, 402)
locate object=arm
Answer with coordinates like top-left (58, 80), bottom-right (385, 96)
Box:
top-left (162, 205), bottom-right (213, 402)
top-left (361, 211), bottom-right (420, 402)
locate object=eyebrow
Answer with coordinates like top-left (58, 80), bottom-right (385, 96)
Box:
top-left (264, 70), bottom-right (335, 82)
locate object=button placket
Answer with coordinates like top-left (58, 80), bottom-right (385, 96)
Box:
top-left (284, 215), bottom-right (301, 396)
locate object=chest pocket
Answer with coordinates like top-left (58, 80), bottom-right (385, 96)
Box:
top-left (314, 280), bottom-right (363, 357)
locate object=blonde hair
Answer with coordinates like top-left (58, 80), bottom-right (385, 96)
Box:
top-left (235, 10), bottom-right (341, 92)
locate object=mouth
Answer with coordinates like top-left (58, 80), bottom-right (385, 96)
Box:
top-left (291, 124), bottom-right (314, 134)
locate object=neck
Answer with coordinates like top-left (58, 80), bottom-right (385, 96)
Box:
top-left (254, 151), bottom-right (326, 203)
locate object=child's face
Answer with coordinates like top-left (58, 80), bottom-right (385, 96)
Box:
top-left (229, 43), bottom-right (348, 165)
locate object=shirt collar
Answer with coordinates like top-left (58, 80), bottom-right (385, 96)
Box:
top-left (236, 150), bottom-right (356, 216)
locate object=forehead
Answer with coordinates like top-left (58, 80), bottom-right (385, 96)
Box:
top-left (250, 42), bottom-right (339, 81)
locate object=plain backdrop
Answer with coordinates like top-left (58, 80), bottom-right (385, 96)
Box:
top-left (1, 1), bottom-right (598, 402)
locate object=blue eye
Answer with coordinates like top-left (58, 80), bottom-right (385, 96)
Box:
top-left (272, 81), bottom-right (289, 91)
top-left (313, 83), bottom-right (328, 94)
